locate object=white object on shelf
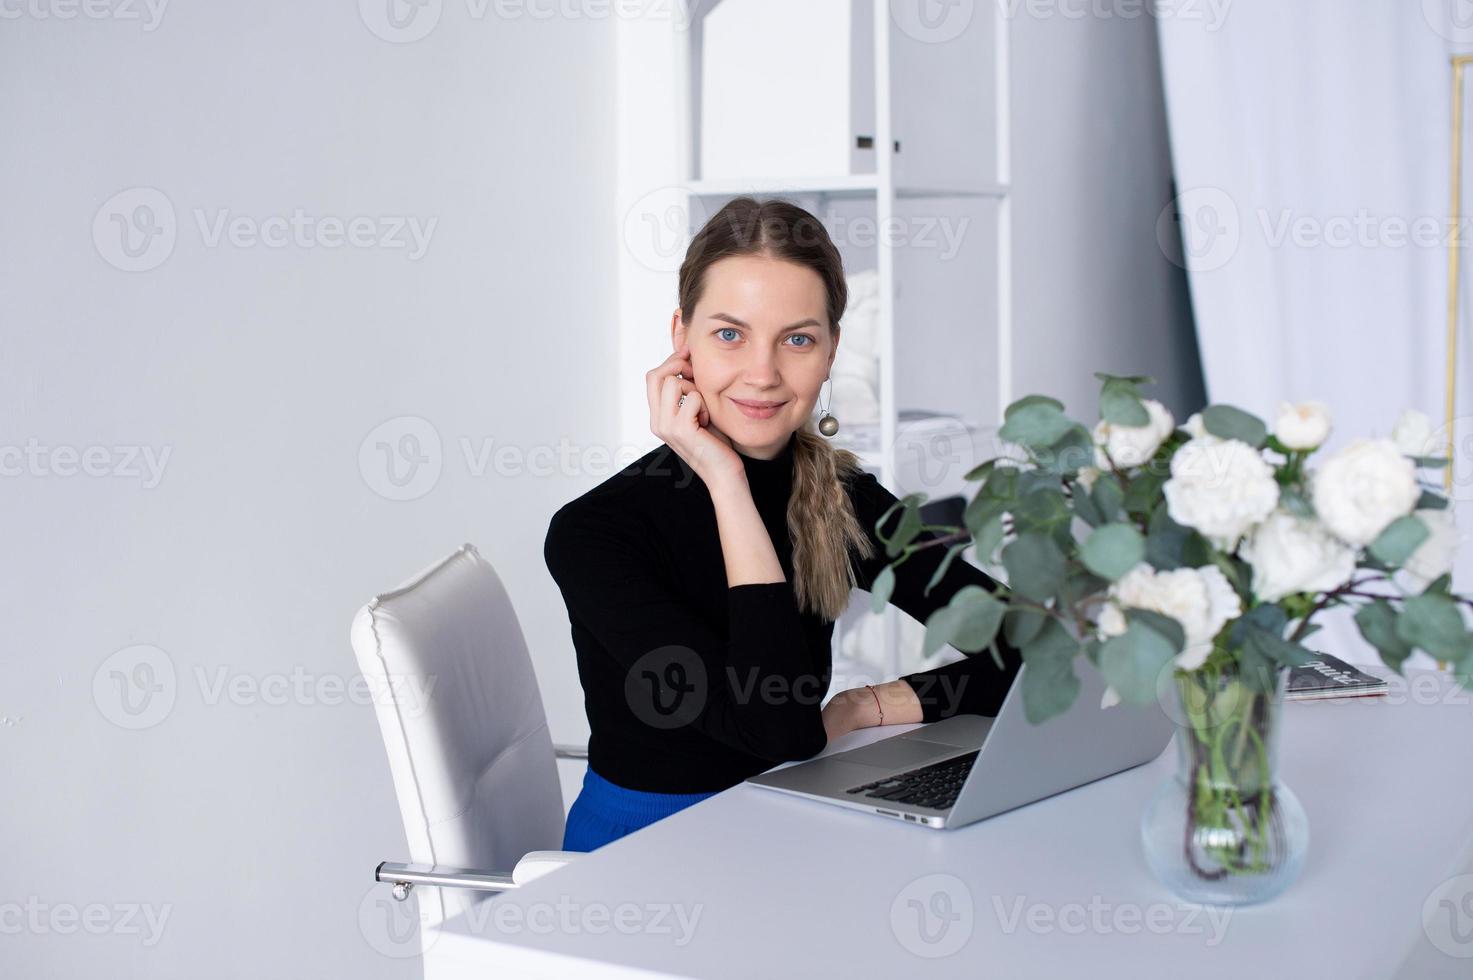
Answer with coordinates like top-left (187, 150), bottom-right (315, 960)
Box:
top-left (700, 0), bottom-right (873, 180)
top-left (830, 267), bottom-right (881, 424)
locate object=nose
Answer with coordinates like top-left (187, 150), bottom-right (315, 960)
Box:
top-left (741, 346), bottom-right (780, 388)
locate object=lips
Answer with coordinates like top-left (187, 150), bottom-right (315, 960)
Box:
top-left (730, 398), bottom-right (786, 420)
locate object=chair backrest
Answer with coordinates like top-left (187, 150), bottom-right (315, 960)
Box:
top-left (350, 543), bottom-right (564, 928)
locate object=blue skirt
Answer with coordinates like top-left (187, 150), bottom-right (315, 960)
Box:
top-left (561, 767), bottom-right (720, 852)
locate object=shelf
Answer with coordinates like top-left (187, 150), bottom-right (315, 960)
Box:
top-left (685, 176), bottom-right (1009, 200)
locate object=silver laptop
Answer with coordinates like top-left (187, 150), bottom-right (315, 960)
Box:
top-left (745, 656), bottom-right (1174, 829)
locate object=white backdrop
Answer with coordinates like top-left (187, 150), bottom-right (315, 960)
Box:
top-left (1157, 1), bottom-right (1472, 668)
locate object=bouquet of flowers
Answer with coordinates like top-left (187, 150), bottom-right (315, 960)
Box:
top-left (873, 372), bottom-right (1467, 903)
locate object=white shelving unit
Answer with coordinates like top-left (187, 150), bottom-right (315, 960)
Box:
top-left (669, 0), bottom-right (1012, 678)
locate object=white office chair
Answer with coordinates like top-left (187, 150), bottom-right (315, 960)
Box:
top-left (350, 543), bottom-right (584, 968)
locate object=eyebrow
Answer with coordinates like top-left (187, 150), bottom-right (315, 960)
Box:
top-left (708, 312), bottom-right (823, 332)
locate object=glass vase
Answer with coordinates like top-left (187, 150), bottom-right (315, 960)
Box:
top-left (1140, 661), bottom-right (1309, 906)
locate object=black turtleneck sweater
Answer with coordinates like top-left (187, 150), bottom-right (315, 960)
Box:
top-left (542, 431), bottom-right (1022, 793)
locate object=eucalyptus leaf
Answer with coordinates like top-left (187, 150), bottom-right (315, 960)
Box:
top-left (869, 565), bottom-right (895, 613)
top-left (1279, 486), bottom-right (1314, 518)
top-left (1122, 470), bottom-right (1167, 515)
top-left (1202, 405), bottom-right (1267, 447)
top-left (1002, 532), bottom-right (1067, 601)
top-left (922, 586), bottom-right (1007, 657)
top-left (1125, 608), bottom-right (1186, 653)
top-left (1098, 621), bottom-right (1177, 705)
top-left (884, 498), bottom-right (926, 558)
top-left (1417, 489), bottom-right (1450, 511)
top-left (1368, 515), bottom-right (1429, 567)
top-left (999, 402), bottom-right (1075, 449)
top-left (1397, 593), bottom-right (1472, 662)
top-left (1091, 474), bottom-right (1124, 522)
top-left (972, 514), bottom-right (1006, 565)
top-left (1037, 424), bottom-right (1096, 477)
top-left (1005, 607), bottom-right (1047, 648)
top-left (1100, 379), bottom-right (1149, 426)
top-left (1244, 624), bottom-right (1316, 668)
top-left (1081, 523), bottom-right (1146, 581)
top-left (1353, 599), bottom-right (1413, 674)
top-left (1013, 487), bottom-right (1071, 532)
top-left (1071, 481), bottom-right (1105, 527)
top-left (1005, 394), bottom-right (1066, 419)
top-left (923, 542), bottom-right (969, 597)
top-left (964, 458), bottom-right (998, 482)
top-left (1020, 619), bottom-right (1082, 723)
top-left (1425, 573), bottom-right (1454, 596)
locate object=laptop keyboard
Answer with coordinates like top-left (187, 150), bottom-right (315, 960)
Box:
top-left (845, 750), bottom-right (979, 811)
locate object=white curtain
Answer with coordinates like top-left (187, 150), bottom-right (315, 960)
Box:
top-left (1157, 3), bottom-right (1468, 667)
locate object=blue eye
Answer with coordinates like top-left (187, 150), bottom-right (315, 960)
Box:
top-left (788, 334), bottom-right (813, 347)
top-left (717, 327), bottom-right (739, 342)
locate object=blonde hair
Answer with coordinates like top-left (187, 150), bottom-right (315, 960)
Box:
top-left (678, 197), bottom-right (876, 620)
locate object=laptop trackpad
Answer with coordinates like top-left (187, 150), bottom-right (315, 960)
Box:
top-left (838, 737), bottom-right (955, 771)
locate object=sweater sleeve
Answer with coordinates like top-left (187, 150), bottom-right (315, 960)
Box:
top-left (847, 469), bottom-right (1023, 721)
top-left (544, 502), bottom-right (828, 763)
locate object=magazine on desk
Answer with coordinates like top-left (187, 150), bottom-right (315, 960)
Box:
top-left (1285, 652), bottom-right (1390, 701)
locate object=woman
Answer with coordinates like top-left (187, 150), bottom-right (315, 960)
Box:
top-left (543, 197), bottom-right (1021, 852)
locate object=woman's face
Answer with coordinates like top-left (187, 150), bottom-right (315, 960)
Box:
top-left (673, 254), bottom-right (838, 460)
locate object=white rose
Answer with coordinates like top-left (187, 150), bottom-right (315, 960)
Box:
top-left (1402, 507), bottom-right (1460, 591)
top-left (1310, 438), bottom-right (1420, 547)
top-left (1183, 412), bottom-right (1214, 441)
top-left (1238, 509), bottom-right (1357, 602)
top-left (1274, 401), bottom-right (1331, 451)
top-left (1106, 562), bottom-right (1242, 671)
top-left (1096, 603), bottom-right (1127, 639)
top-left (1392, 409), bottom-right (1438, 458)
top-left (1093, 399), bottom-right (1176, 470)
top-left (1162, 438), bottom-right (1280, 551)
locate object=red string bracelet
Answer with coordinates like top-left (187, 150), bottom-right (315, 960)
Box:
top-left (866, 684), bottom-right (883, 726)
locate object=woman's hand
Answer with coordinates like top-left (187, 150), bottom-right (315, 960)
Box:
top-left (647, 344), bottom-right (744, 487)
top-left (821, 692), bottom-right (867, 742)
top-left (822, 681), bottom-right (925, 743)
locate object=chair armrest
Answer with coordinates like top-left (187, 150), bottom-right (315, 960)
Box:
top-left (512, 850), bottom-right (582, 884)
top-left (553, 743), bottom-right (588, 760)
top-left (376, 861), bottom-right (518, 901)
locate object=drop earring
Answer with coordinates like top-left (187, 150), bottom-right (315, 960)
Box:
top-left (817, 377), bottom-right (840, 437)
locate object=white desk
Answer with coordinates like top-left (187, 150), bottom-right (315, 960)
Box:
top-left (436, 668), bottom-right (1473, 979)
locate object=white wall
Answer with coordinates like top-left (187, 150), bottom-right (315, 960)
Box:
top-left (1009, 7), bottom-right (1205, 421)
top-left (1, 4), bottom-right (616, 977)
